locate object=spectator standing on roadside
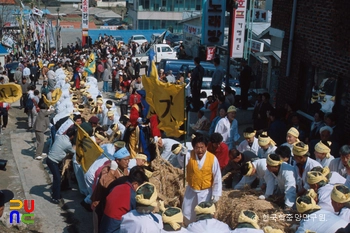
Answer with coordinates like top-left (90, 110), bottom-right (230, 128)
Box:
top-left (211, 57), bottom-right (225, 97)
top-left (239, 59), bottom-right (252, 110)
top-left (190, 57), bottom-right (204, 112)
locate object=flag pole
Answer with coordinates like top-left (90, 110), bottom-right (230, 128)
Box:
top-left (183, 83), bottom-right (187, 188)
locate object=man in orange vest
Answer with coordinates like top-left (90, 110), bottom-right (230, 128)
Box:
top-left (177, 134), bottom-right (222, 225)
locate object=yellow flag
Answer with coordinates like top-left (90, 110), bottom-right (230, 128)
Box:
top-left (83, 52), bottom-right (96, 77)
top-left (43, 88), bottom-right (62, 106)
top-left (75, 124), bottom-right (104, 172)
top-left (142, 61), bottom-right (185, 137)
top-left (0, 83), bottom-right (22, 103)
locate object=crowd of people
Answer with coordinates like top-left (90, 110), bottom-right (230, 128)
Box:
top-left (0, 32), bottom-right (349, 233)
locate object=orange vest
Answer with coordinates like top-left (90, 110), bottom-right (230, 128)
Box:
top-left (186, 151), bottom-right (214, 190)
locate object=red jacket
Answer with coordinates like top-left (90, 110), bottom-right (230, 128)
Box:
top-left (208, 142), bottom-right (229, 170)
top-left (208, 100), bottom-right (218, 121)
top-left (104, 183), bottom-right (135, 220)
top-left (128, 93), bottom-right (141, 107)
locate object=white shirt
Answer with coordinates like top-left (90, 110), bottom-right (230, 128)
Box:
top-left (317, 184), bottom-right (335, 213)
top-left (234, 159), bottom-right (267, 190)
top-left (328, 171), bottom-right (346, 185)
top-left (264, 162), bottom-right (296, 207)
top-left (296, 209), bottom-right (348, 233)
top-left (23, 67), bottom-right (31, 76)
top-left (338, 207), bottom-right (350, 222)
top-left (160, 138), bottom-right (181, 168)
top-left (294, 157), bottom-right (322, 190)
top-left (84, 155), bottom-right (108, 194)
top-left (215, 117), bottom-right (231, 144)
top-left (237, 138), bottom-right (259, 155)
top-left (100, 143), bottom-right (115, 160)
top-left (120, 210), bottom-right (163, 233)
top-left (257, 145), bottom-right (277, 159)
top-left (316, 155), bottom-right (334, 168)
top-left (162, 228), bottom-right (190, 233)
top-left (230, 229), bottom-right (264, 233)
top-left (329, 158), bottom-right (347, 178)
top-left (187, 219), bottom-right (231, 233)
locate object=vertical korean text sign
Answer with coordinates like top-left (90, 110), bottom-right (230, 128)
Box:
top-left (231, 0), bottom-right (248, 58)
top-left (9, 199), bottom-right (35, 224)
top-left (201, 0), bottom-right (226, 46)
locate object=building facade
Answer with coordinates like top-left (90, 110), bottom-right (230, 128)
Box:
top-left (128, 0), bottom-right (201, 32)
top-left (272, 0), bottom-right (350, 141)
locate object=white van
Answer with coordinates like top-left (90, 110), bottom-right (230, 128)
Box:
top-left (132, 44), bottom-right (177, 64)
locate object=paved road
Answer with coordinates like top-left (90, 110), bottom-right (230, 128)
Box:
top-left (0, 93), bottom-right (92, 232)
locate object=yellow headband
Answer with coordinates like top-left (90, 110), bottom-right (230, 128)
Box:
top-left (172, 144), bottom-right (182, 155)
top-left (71, 98), bottom-right (79, 103)
top-left (266, 154), bottom-right (282, 166)
top-left (135, 182), bottom-right (158, 207)
top-left (314, 141), bottom-right (331, 158)
top-left (263, 226), bottom-right (283, 233)
top-left (319, 92), bottom-right (326, 97)
top-left (331, 185), bottom-right (350, 203)
top-left (306, 189), bottom-right (318, 201)
top-left (194, 203), bottom-right (216, 215)
top-left (243, 130), bottom-right (256, 138)
top-left (106, 104), bottom-right (113, 108)
top-left (296, 196), bottom-right (321, 214)
top-left (145, 169), bottom-right (153, 178)
top-left (135, 153), bottom-right (147, 161)
top-left (162, 208), bottom-right (183, 231)
top-left (293, 143), bottom-right (309, 156)
top-left (78, 106), bottom-right (85, 112)
top-left (258, 135), bottom-right (276, 147)
top-left (97, 99), bottom-right (103, 104)
top-left (321, 166), bottom-right (330, 177)
top-left (245, 161), bottom-right (254, 176)
top-left (107, 111), bottom-right (114, 117)
top-left (307, 171), bottom-right (328, 185)
top-left (95, 133), bottom-right (106, 141)
top-left (112, 124), bottom-right (119, 132)
top-left (238, 210), bottom-right (260, 229)
top-left (114, 141), bottom-right (126, 148)
top-left (287, 127), bottom-right (299, 138)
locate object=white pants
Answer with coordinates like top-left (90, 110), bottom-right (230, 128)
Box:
top-left (73, 154), bottom-right (89, 196)
top-left (182, 186), bottom-right (212, 225)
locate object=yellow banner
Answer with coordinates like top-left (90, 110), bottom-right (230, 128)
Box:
top-left (43, 88), bottom-right (62, 106)
top-left (76, 124), bottom-right (104, 172)
top-left (142, 61), bottom-right (185, 137)
top-left (0, 83), bottom-right (22, 103)
top-left (83, 52), bottom-right (96, 77)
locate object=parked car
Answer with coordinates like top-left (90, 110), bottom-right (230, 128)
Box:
top-left (165, 34), bottom-right (183, 47)
top-left (128, 35), bottom-right (147, 45)
top-left (186, 77), bottom-right (241, 103)
top-left (178, 62), bottom-right (218, 78)
top-left (158, 59), bottom-right (194, 76)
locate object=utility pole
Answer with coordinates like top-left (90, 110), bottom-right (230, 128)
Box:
top-left (56, 7), bottom-right (59, 52)
top-left (225, 0), bottom-right (238, 87)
